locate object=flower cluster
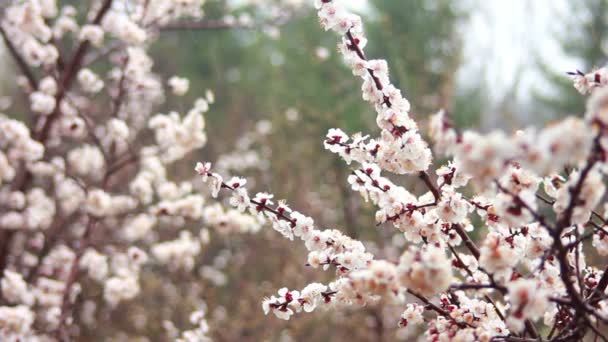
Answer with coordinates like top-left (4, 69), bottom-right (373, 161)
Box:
top-left (317, 1), bottom-right (432, 175)
top-left (192, 1), bottom-right (608, 341)
top-left (0, 0), bottom-right (268, 340)
top-left (506, 279), bottom-right (549, 332)
top-left (569, 67), bottom-right (608, 95)
top-left (196, 163), bottom-right (374, 276)
top-left (397, 245), bottom-right (452, 297)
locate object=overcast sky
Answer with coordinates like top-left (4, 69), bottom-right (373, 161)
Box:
top-left (461, 0), bottom-right (580, 103)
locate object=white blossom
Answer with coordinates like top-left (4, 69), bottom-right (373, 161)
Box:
top-left (168, 76), bottom-right (190, 96)
top-left (506, 279), bottom-right (549, 332)
top-left (397, 245), bottom-right (452, 297)
top-left (30, 91), bottom-right (56, 115)
top-left (77, 68), bottom-right (104, 93)
top-left (79, 25), bottom-right (104, 46)
top-left (1, 271), bottom-right (34, 306)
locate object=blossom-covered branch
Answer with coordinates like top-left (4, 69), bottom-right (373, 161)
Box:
top-left (193, 1), bottom-right (608, 341)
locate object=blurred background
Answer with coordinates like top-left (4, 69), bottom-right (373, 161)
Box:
top-left (2, 0), bottom-right (606, 340)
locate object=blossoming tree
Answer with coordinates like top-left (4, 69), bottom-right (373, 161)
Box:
top-left (0, 0), bottom-right (291, 340)
top-left (194, 1), bottom-right (608, 341)
top-left (4, 0), bottom-right (608, 341)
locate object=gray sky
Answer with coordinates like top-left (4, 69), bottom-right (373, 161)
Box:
top-left (460, 0), bottom-right (578, 103)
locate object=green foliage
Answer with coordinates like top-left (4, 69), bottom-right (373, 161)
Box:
top-left (367, 0), bottom-right (465, 115)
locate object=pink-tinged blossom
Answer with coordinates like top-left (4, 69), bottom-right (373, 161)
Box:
top-left (399, 303), bottom-right (424, 328)
top-left (554, 166), bottom-right (605, 225)
top-left (195, 162), bottom-right (212, 181)
top-left (506, 279), bottom-right (549, 332)
top-left (397, 245), bottom-right (452, 297)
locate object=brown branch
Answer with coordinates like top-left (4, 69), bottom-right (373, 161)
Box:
top-left (406, 289), bottom-right (472, 329)
top-left (448, 244), bottom-right (507, 323)
top-left (555, 134), bottom-right (601, 231)
top-left (333, 161), bottom-right (359, 238)
top-left (549, 133), bottom-right (603, 338)
top-left (109, 55), bottom-right (130, 119)
top-left (55, 219), bottom-right (98, 338)
top-left (495, 182), bottom-right (552, 231)
top-left (83, 40), bottom-right (123, 66)
top-left (537, 191), bottom-right (608, 236)
top-left (25, 211), bottom-right (81, 283)
top-left (452, 223), bottom-right (480, 259)
top-left (104, 153), bottom-right (138, 182)
top-left (34, 0), bottom-right (114, 143)
top-left (418, 171), bottom-right (441, 202)
top-left (588, 265), bottom-right (608, 304)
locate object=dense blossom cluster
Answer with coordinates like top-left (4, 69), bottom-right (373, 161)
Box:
top-left (0, 0), bottom-right (282, 340)
top-left (192, 1), bottom-right (608, 341)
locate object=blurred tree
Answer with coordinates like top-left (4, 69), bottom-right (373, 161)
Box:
top-left (535, 0), bottom-right (608, 116)
top-left (367, 0), bottom-right (464, 115)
